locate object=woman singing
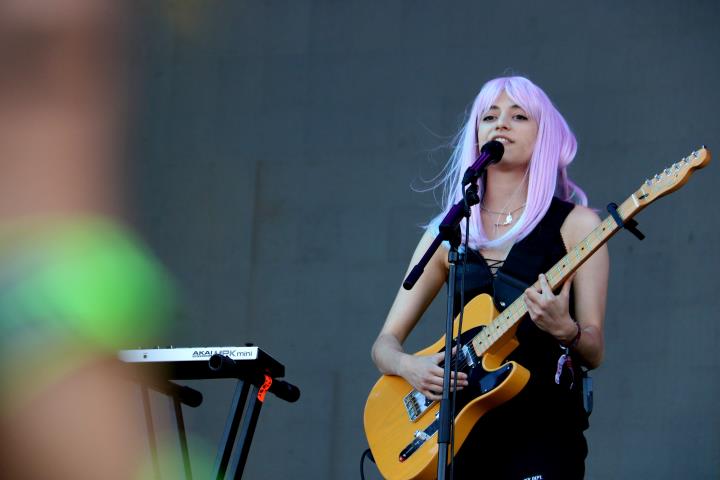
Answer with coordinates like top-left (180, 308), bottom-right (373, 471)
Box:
top-left (371, 76), bottom-right (608, 479)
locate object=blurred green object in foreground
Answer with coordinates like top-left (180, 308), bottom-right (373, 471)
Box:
top-left (0, 218), bottom-right (176, 350)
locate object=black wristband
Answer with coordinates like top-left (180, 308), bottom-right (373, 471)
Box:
top-left (562, 322), bottom-right (581, 349)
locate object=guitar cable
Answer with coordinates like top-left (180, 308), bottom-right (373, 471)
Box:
top-left (359, 447), bottom-right (374, 480)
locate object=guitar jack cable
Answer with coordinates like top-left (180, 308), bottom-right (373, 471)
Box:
top-left (360, 447), bottom-right (375, 480)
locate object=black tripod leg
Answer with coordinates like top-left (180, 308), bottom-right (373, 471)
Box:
top-left (213, 380), bottom-right (251, 479)
top-left (226, 385), bottom-right (265, 480)
top-left (141, 384), bottom-right (162, 480)
top-left (170, 395), bottom-right (193, 479)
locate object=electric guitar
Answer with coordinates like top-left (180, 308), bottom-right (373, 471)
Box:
top-left (364, 147), bottom-right (711, 480)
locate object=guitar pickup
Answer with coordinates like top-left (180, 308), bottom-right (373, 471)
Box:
top-left (460, 344), bottom-right (476, 368)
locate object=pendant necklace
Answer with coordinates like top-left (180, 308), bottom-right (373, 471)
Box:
top-left (480, 204), bottom-right (526, 227)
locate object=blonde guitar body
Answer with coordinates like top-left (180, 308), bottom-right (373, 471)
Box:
top-left (364, 294), bottom-right (530, 480)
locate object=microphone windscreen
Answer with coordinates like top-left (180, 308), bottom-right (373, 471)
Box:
top-left (480, 140), bottom-right (504, 161)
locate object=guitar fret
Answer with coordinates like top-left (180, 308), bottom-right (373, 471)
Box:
top-left (470, 197), bottom-right (637, 358)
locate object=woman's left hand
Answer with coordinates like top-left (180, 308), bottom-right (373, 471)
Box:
top-left (524, 273), bottom-right (577, 343)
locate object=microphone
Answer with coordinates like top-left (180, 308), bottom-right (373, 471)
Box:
top-left (462, 140), bottom-right (504, 186)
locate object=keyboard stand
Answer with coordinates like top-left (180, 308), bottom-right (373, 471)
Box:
top-left (119, 346), bottom-right (297, 480)
top-left (139, 379), bottom-right (201, 480)
top-left (136, 376), bottom-right (267, 480)
top-left (213, 378), bottom-right (270, 479)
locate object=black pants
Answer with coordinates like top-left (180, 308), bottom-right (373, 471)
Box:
top-left (450, 422), bottom-right (587, 480)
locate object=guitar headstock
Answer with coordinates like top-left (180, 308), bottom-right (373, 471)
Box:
top-left (634, 147), bottom-right (711, 206)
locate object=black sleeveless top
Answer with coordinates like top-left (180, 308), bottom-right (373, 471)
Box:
top-left (454, 197), bottom-right (588, 438)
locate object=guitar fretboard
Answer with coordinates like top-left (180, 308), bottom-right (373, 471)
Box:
top-left (469, 195), bottom-right (640, 357)
top-left (462, 147), bottom-right (708, 358)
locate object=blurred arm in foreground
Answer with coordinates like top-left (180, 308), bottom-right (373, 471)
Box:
top-left (0, 1), bottom-right (174, 478)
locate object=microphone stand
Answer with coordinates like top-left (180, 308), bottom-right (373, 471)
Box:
top-left (403, 170), bottom-right (483, 480)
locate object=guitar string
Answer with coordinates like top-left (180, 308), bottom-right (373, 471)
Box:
top-left (446, 157), bottom-right (691, 374)
top-left (431, 210), bottom-right (623, 392)
top-left (439, 185), bottom-right (692, 393)
top-left (418, 166), bottom-right (694, 401)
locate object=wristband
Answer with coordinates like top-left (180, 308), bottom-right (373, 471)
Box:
top-left (562, 322), bottom-right (581, 349)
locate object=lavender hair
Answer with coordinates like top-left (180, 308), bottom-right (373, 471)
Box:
top-left (427, 76), bottom-right (587, 249)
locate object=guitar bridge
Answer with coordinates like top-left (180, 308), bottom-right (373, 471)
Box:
top-left (403, 389), bottom-right (434, 422)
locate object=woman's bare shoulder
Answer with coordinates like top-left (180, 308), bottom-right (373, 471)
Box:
top-left (561, 204), bottom-right (602, 248)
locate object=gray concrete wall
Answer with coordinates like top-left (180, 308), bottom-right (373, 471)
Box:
top-left (129, 1), bottom-right (720, 478)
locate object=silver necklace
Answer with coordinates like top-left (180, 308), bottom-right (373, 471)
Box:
top-left (480, 204), bottom-right (526, 227)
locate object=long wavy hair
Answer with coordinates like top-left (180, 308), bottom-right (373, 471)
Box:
top-left (427, 76), bottom-right (587, 249)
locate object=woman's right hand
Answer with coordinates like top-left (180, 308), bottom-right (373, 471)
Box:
top-left (399, 350), bottom-right (469, 402)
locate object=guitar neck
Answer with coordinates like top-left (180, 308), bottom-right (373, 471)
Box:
top-left (545, 194), bottom-right (645, 290)
top-left (469, 194), bottom-right (642, 357)
top-left (466, 146), bottom-right (710, 357)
